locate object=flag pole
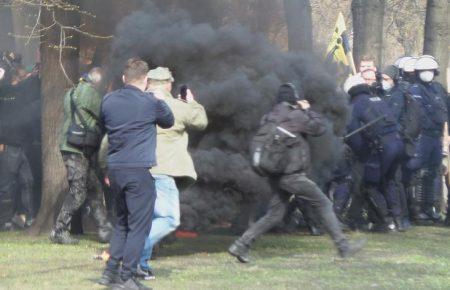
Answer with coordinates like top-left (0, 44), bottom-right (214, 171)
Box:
top-left (347, 51), bottom-right (357, 75)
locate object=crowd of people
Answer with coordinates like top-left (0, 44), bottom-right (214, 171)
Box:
top-left (228, 54), bottom-right (450, 265)
top-left (335, 54), bottom-right (449, 233)
top-left (1, 49), bottom-right (449, 290)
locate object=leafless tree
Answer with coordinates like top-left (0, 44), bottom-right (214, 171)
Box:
top-left (423, 0), bottom-right (449, 84)
top-left (351, 0), bottom-right (385, 67)
top-left (283, 0), bottom-right (313, 52)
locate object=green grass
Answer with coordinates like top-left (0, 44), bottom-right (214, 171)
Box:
top-left (1, 227), bottom-right (450, 290)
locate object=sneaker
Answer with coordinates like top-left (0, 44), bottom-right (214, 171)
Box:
top-left (136, 264), bottom-right (155, 281)
top-left (228, 240), bottom-right (250, 263)
top-left (49, 229), bottom-right (79, 245)
top-left (98, 268), bottom-right (120, 286)
top-left (387, 222), bottom-right (397, 232)
top-left (111, 277), bottom-right (152, 290)
top-left (338, 238), bottom-right (366, 258)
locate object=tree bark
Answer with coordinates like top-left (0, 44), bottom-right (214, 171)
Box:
top-left (283, 0), bottom-right (313, 52)
top-left (351, 0), bottom-right (385, 67)
top-left (0, 6), bottom-right (15, 52)
top-left (423, 0), bottom-right (449, 85)
top-left (28, 3), bottom-right (80, 235)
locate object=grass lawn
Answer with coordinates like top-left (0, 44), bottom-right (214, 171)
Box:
top-left (1, 227), bottom-right (450, 290)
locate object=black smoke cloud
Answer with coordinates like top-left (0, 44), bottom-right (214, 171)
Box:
top-left (111, 3), bottom-right (349, 231)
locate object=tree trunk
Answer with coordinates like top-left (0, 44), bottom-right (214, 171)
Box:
top-left (423, 0), bottom-right (449, 85)
top-left (351, 0), bottom-right (385, 67)
top-left (0, 6), bottom-right (15, 52)
top-left (283, 0), bottom-right (313, 52)
top-left (28, 3), bottom-right (80, 235)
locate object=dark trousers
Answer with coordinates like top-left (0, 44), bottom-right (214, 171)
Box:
top-left (364, 135), bottom-right (404, 219)
top-left (54, 152), bottom-right (107, 232)
top-left (0, 145), bottom-right (34, 218)
top-left (106, 168), bottom-right (156, 281)
top-left (239, 173), bottom-right (346, 247)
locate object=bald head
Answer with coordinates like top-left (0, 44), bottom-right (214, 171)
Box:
top-left (88, 67), bottom-right (104, 85)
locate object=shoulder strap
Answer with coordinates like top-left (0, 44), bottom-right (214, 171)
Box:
top-left (69, 88), bottom-right (89, 129)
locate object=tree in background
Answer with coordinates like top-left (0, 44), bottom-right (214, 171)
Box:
top-left (29, 0), bottom-right (81, 234)
top-left (423, 0), bottom-right (449, 84)
top-left (283, 0), bottom-right (313, 52)
top-left (351, 0), bottom-right (385, 67)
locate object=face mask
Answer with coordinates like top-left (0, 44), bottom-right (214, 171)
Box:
top-left (382, 80), bottom-right (393, 91)
top-left (419, 71), bottom-right (434, 82)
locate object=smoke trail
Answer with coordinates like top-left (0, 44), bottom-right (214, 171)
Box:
top-left (110, 3), bottom-right (349, 231)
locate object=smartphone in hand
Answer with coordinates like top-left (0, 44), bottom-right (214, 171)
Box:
top-left (179, 84), bottom-right (188, 101)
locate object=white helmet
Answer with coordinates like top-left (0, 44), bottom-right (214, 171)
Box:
top-left (343, 74), bottom-right (366, 94)
top-left (403, 57), bottom-right (418, 73)
top-left (414, 55), bottom-right (439, 71)
top-left (395, 56), bottom-right (411, 69)
top-left (396, 56), bottom-right (412, 70)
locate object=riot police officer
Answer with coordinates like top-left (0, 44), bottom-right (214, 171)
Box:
top-left (406, 55), bottom-right (448, 223)
top-left (344, 75), bottom-right (405, 231)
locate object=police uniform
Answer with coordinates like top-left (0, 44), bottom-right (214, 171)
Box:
top-left (345, 76), bottom-right (404, 229)
top-left (407, 81), bottom-right (447, 220)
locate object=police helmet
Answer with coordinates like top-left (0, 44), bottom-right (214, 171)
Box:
top-left (396, 56), bottom-right (412, 70)
top-left (414, 55), bottom-right (439, 71)
top-left (403, 57), bottom-right (418, 73)
top-left (395, 56), bottom-right (410, 69)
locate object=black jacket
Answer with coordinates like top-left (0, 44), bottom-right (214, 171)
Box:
top-left (263, 102), bottom-right (326, 174)
top-left (0, 75), bottom-right (41, 146)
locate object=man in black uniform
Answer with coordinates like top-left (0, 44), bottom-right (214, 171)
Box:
top-left (228, 83), bottom-right (365, 263)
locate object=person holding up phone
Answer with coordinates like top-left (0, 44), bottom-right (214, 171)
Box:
top-left (137, 67), bottom-right (208, 280)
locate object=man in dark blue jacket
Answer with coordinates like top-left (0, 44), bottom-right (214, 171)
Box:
top-left (344, 75), bottom-right (404, 231)
top-left (99, 58), bottom-right (174, 290)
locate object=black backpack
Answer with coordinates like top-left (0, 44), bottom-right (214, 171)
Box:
top-left (250, 121), bottom-right (297, 177)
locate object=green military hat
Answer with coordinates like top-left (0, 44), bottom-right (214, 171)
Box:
top-left (147, 67), bottom-right (174, 82)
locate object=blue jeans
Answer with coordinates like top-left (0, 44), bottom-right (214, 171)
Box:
top-left (139, 175), bottom-right (180, 269)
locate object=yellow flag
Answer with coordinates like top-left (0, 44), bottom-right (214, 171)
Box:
top-left (326, 12), bottom-right (349, 66)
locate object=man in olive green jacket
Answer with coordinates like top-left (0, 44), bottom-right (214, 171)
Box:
top-left (137, 67), bottom-right (208, 280)
top-left (50, 67), bottom-right (111, 245)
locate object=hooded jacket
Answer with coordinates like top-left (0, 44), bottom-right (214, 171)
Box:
top-left (262, 102), bottom-right (326, 174)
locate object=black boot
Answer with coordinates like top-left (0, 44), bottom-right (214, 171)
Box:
top-left (337, 238), bottom-right (366, 258)
top-left (111, 277), bottom-right (152, 290)
top-left (228, 240), bottom-right (250, 263)
top-left (49, 229), bottom-right (79, 245)
top-left (98, 268), bottom-right (120, 286)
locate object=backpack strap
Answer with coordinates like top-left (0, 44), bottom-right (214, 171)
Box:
top-left (69, 88), bottom-right (89, 130)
